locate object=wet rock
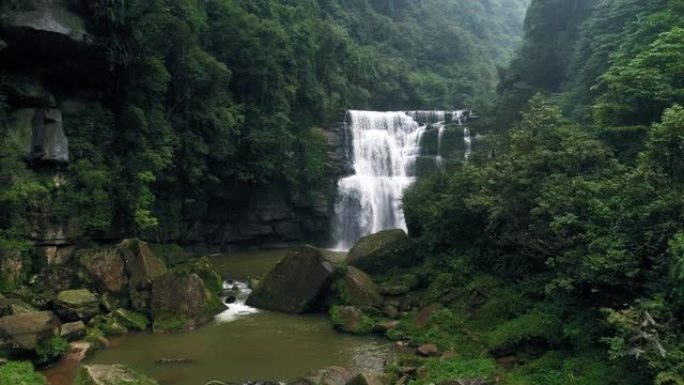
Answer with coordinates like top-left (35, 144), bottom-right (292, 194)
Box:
top-left (374, 320), bottom-right (398, 333)
top-left (345, 373), bottom-right (390, 385)
top-left (330, 306), bottom-right (374, 335)
top-left (299, 366), bottom-right (358, 385)
top-left (417, 343), bottom-right (440, 357)
top-left (0, 311), bottom-right (60, 351)
top-left (119, 239), bottom-right (168, 310)
top-left (247, 246), bottom-right (335, 314)
top-left (155, 357), bottom-right (196, 365)
top-left (74, 364), bottom-right (159, 385)
top-left (338, 267), bottom-right (382, 308)
top-left (60, 321), bottom-right (86, 341)
top-left (79, 248), bottom-right (128, 293)
top-left (111, 308), bottom-right (148, 331)
top-left (66, 341), bottom-right (91, 362)
top-left (54, 289), bottom-right (99, 321)
top-left (151, 271), bottom-right (224, 332)
top-left (415, 303), bottom-right (443, 329)
top-left (174, 257), bottom-right (224, 295)
top-left (345, 230), bottom-right (414, 274)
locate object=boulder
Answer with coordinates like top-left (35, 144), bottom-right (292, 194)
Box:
top-left (79, 248), bottom-right (128, 293)
top-left (417, 343), bottom-right (440, 357)
top-left (119, 239), bottom-right (167, 310)
top-left (299, 367), bottom-right (358, 385)
top-left (345, 373), bottom-right (390, 385)
top-left (34, 266), bottom-right (80, 293)
top-left (73, 364), bottom-right (159, 385)
top-left (345, 230), bottom-right (414, 274)
top-left (150, 272), bottom-right (224, 332)
top-left (60, 321), bottom-right (86, 341)
top-left (337, 267), bottom-right (382, 307)
top-left (0, 311), bottom-right (60, 351)
top-left (111, 308), bottom-right (148, 331)
top-left (329, 306), bottom-right (374, 335)
top-left (174, 257), bottom-right (224, 295)
top-left (415, 303), bottom-right (444, 329)
top-left (247, 246), bottom-right (335, 313)
top-left (54, 289), bottom-right (99, 321)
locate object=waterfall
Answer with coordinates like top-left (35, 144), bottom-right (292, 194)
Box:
top-left (332, 109), bottom-right (472, 249)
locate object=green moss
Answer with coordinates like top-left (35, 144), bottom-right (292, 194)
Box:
top-left (152, 313), bottom-right (188, 333)
top-left (73, 364), bottom-right (159, 385)
top-left (175, 257), bottom-right (223, 295)
top-left (202, 289), bottom-right (224, 316)
top-left (112, 309), bottom-right (149, 331)
top-left (0, 361), bottom-right (46, 385)
top-left (410, 357), bottom-right (498, 385)
top-left (84, 328), bottom-right (108, 350)
top-left (485, 311), bottom-right (563, 354)
top-left (89, 315), bottom-right (128, 336)
top-left (149, 243), bottom-right (191, 267)
top-left (329, 306), bottom-right (374, 335)
top-left (501, 351), bottom-right (648, 385)
top-left (35, 336), bottom-right (68, 365)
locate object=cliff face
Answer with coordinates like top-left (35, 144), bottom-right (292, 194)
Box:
top-left (0, 0), bottom-right (345, 251)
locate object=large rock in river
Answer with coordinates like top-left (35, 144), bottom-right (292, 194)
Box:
top-left (0, 311), bottom-right (60, 351)
top-left (54, 289), bottom-right (100, 321)
top-left (74, 364), bottom-right (159, 385)
top-left (337, 267), bottom-right (382, 307)
top-left (247, 245), bottom-right (335, 313)
top-left (150, 272), bottom-right (224, 332)
top-left (345, 230), bottom-right (414, 274)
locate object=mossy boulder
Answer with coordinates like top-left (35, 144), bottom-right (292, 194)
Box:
top-left (174, 257), bottom-right (223, 295)
top-left (119, 239), bottom-right (168, 311)
top-left (60, 321), bottom-right (86, 341)
top-left (345, 230), bottom-right (414, 274)
top-left (111, 309), bottom-right (148, 331)
top-left (299, 366), bottom-right (357, 385)
top-left (54, 289), bottom-right (99, 321)
top-left (246, 245), bottom-right (336, 314)
top-left (150, 271), bottom-right (224, 332)
top-left (337, 267), bottom-right (382, 308)
top-left (329, 306), bottom-right (374, 335)
top-left (74, 364), bottom-right (159, 385)
top-left (0, 311), bottom-right (60, 352)
top-left (79, 249), bottom-right (128, 293)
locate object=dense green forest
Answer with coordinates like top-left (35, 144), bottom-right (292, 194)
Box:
top-left (0, 0), bottom-right (528, 248)
top-left (403, 0), bottom-right (684, 383)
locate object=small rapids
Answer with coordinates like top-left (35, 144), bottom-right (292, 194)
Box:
top-left (215, 280), bottom-right (259, 323)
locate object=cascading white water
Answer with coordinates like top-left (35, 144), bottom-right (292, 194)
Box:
top-left (333, 109), bottom-right (472, 249)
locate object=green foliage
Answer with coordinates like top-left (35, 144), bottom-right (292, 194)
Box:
top-left (0, 361), bottom-right (46, 385)
top-left (485, 310), bottom-right (562, 354)
top-left (410, 357), bottom-right (498, 385)
top-left (34, 336), bottom-right (68, 365)
top-left (152, 313), bottom-right (188, 333)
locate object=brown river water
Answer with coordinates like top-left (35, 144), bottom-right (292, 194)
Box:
top-left (43, 248), bottom-right (395, 385)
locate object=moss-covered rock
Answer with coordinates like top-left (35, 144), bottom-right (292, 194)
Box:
top-left (174, 257), bottom-right (223, 295)
top-left (111, 309), bottom-right (148, 331)
top-left (0, 311), bottom-right (60, 352)
top-left (73, 364), bottom-right (159, 385)
top-left (0, 361), bottom-right (46, 385)
top-left (54, 289), bottom-right (99, 321)
top-left (345, 230), bottom-right (414, 274)
top-left (298, 366), bottom-right (357, 385)
top-left (88, 314), bottom-right (127, 337)
top-left (247, 245), bottom-right (336, 314)
top-left (119, 239), bottom-right (167, 311)
top-left (79, 249), bottom-right (128, 294)
top-left (329, 306), bottom-right (374, 335)
top-left (60, 321), bottom-right (86, 341)
top-left (150, 271), bottom-right (224, 332)
top-left (337, 267), bottom-right (382, 308)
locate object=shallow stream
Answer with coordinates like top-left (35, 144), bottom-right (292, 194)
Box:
top-left (44, 249), bottom-right (395, 385)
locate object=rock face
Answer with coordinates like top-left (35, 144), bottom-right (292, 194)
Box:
top-left (119, 239), bottom-right (168, 310)
top-left (0, 311), bottom-right (60, 351)
top-left (55, 289), bottom-right (100, 321)
top-left (80, 249), bottom-right (128, 293)
top-left (338, 267), bottom-right (383, 307)
top-left (247, 246), bottom-right (336, 313)
top-left (150, 272), bottom-right (214, 331)
top-left (74, 364), bottom-right (159, 385)
top-left (0, 249), bottom-right (24, 291)
top-left (329, 306), bottom-right (374, 335)
top-left (345, 230), bottom-right (414, 274)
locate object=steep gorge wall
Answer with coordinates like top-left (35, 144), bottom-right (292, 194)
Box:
top-left (0, 0), bottom-right (346, 252)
